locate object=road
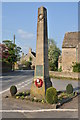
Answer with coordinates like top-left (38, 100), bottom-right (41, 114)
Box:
top-left (0, 70), bottom-right (79, 119)
top-left (1, 70), bottom-right (34, 91)
top-left (1, 70), bottom-right (79, 93)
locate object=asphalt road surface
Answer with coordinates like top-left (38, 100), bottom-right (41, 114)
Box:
top-left (1, 70), bottom-right (34, 91)
top-left (0, 70), bottom-right (79, 93)
top-left (0, 70), bottom-right (79, 119)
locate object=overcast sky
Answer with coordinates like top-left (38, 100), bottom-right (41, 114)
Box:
top-left (2, 2), bottom-right (78, 54)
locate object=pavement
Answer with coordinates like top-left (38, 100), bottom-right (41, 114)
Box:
top-left (0, 70), bottom-right (79, 119)
top-left (51, 78), bottom-right (79, 92)
top-left (2, 93), bottom-right (79, 118)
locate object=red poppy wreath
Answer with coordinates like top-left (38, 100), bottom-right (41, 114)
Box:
top-left (35, 78), bottom-right (43, 88)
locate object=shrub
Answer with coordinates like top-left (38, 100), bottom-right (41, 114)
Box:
top-left (31, 98), bottom-right (34, 102)
top-left (24, 61), bottom-right (32, 70)
top-left (21, 96), bottom-right (25, 100)
top-left (66, 84), bottom-right (73, 94)
top-left (10, 85), bottom-right (17, 96)
top-left (46, 87), bottom-right (58, 104)
top-left (16, 91), bottom-right (30, 97)
top-left (38, 99), bottom-right (42, 102)
top-left (73, 63), bottom-right (80, 72)
top-left (16, 92), bottom-right (23, 96)
top-left (58, 66), bottom-right (62, 72)
top-left (16, 96), bottom-right (20, 99)
top-left (26, 91), bottom-right (30, 96)
top-left (41, 99), bottom-right (46, 104)
top-left (35, 99), bottom-right (38, 102)
top-left (49, 62), bottom-right (57, 71)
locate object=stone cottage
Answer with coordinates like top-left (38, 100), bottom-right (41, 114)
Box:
top-left (16, 48), bottom-right (36, 69)
top-left (58, 32), bottom-right (80, 72)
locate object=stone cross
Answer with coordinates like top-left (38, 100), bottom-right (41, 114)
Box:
top-left (31, 6), bottom-right (52, 99)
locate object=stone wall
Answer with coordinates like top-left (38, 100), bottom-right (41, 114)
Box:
top-left (49, 71), bottom-right (80, 80)
top-left (78, 41), bottom-right (80, 63)
top-left (62, 48), bottom-right (77, 72)
top-left (1, 62), bottom-right (12, 73)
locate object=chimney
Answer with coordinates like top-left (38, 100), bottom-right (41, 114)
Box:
top-left (22, 52), bottom-right (24, 57)
top-left (29, 48), bottom-right (32, 53)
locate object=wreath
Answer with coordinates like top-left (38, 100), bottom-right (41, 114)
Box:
top-left (35, 78), bottom-right (43, 88)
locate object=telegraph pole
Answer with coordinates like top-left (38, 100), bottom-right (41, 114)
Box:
top-left (14, 34), bottom-right (15, 44)
top-left (12, 34), bottom-right (16, 71)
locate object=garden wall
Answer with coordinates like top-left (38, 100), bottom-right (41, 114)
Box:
top-left (1, 62), bottom-right (12, 73)
top-left (49, 71), bottom-right (80, 80)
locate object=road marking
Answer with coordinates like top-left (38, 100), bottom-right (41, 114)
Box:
top-left (21, 86), bottom-right (24, 88)
top-left (0, 78), bottom-right (33, 95)
top-left (18, 81), bottom-right (32, 90)
top-left (22, 82), bottom-right (25, 84)
top-left (17, 79), bottom-right (32, 87)
top-left (0, 76), bottom-right (3, 79)
top-left (16, 70), bottom-right (34, 72)
top-left (17, 83), bottom-right (22, 86)
top-left (2, 76), bottom-right (31, 82)
top-left (0, 109), bottom-right (78, 113)
top-left (0, 88), bottom-right (10, 94)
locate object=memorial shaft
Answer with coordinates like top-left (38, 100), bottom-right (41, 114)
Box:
top-left (31, 6), bottom-right (52, 99)
top-left (36, 7), bottom-right (49, 79)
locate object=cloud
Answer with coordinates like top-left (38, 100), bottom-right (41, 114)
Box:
top-left (17, 29), bottom-right (35, 40)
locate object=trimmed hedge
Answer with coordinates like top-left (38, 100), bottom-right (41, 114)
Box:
top-left (66, 84), bottom-right (73, 94)
top-left (10, 85), bottom-right (17, 96)
top-left (46, 87), bottom-right (58, 104)
top-left (58, 66), bottom-right (62, 72)
top-left (2, 61), bottom-right (12, 73)
top-left (73, 63), bottom-right (80, 72)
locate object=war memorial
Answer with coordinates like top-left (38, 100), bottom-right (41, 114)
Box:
top-left (31, 6), bottom-right (52, 99)
top-left (2, 4), bottom-right (79, 119)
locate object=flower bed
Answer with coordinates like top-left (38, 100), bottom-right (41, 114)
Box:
top-left (8, 84), bottom-right (80, 108)
top-left (13, 90), bottom-right (79, 108)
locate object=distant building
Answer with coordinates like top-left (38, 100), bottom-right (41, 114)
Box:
top-left (19, 48), bottom-right (36, 69)
top-left (58, 32), bottom-right (80, 72)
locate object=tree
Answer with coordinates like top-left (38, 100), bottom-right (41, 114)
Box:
top-left (2, 40), bottom-right (22, 65)
top-left (0, 43), bottom-right (9, 62)
top-left (48, 39), bottom-right (61, 71)
top-left (25, 61), bottom-right (32, 70)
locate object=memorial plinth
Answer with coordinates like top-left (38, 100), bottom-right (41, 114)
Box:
top-left (31, 6), bottom-right (52, 99)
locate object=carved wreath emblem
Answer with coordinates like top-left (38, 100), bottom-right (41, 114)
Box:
top-left (35, 78), bottom-right (43, 88)
top-left (38, 14), bottom-right (44, 21)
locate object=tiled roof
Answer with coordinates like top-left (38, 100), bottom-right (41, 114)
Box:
top-left (62, 32), bottom-right (80, 48)
top-left (31, 52), bottom-right (36, 57)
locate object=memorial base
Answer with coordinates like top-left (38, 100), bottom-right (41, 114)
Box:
top-left (30, 77), bottom-right (52, 99)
